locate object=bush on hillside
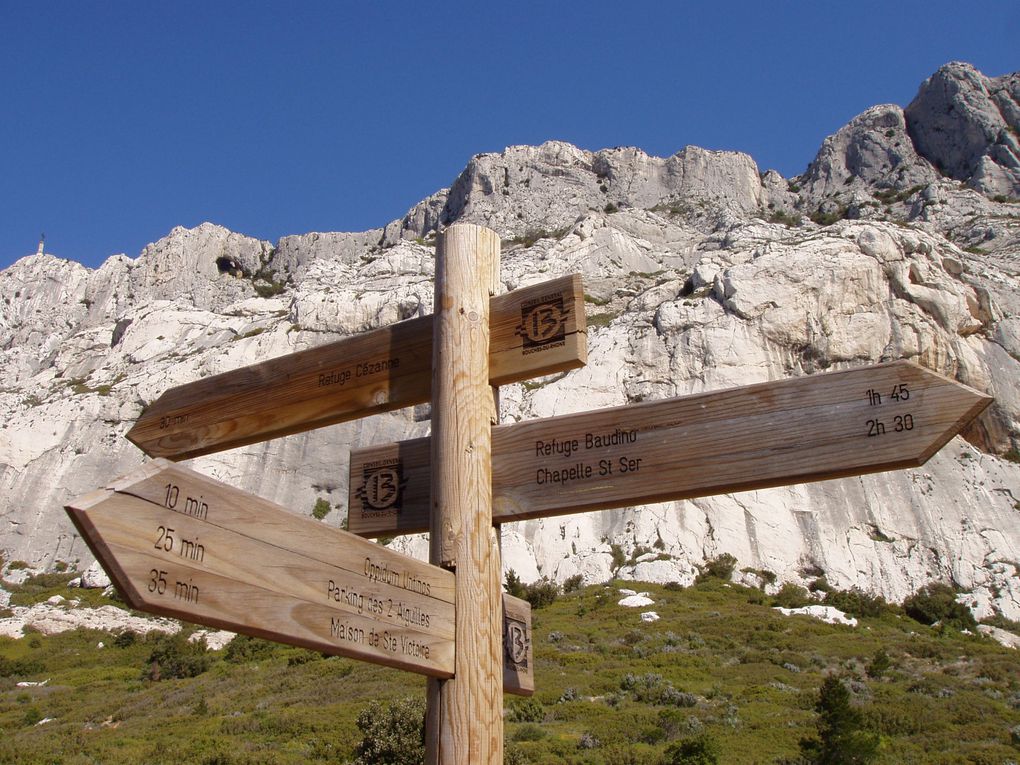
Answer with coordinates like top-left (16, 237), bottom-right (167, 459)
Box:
top-left (772, 583), bottom-right (811, 609)
top-left (902, 582), bottom-right (977, 631)
top-left (823, 587), bottom-right (890, 619)
top-left (507, 697), bottom-right (545, 723)
top-left (143, 633), bottom-right (210, 681)
top-left (351, 696), bottom-right (425, 765)
top-left (505, 569), bottom-right (560, 609)
top-left (696, 554), bottom-right (737, 583)
top-left (563, 574), bottom-right (584, 593)
top-left (224, 633), bottom-right (278, 664)
top-left (661, 734), bottom-right (720, 765)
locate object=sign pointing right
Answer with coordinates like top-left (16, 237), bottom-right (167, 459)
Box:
top-left (348, 361), bottom-right (992, 537)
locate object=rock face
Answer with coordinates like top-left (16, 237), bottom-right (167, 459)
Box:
top-left (383, 141), bottom-right (784, 247)
top-left (905, 62), bottom-right (1020, 198)
top-left (2, 62), bottom-right (1020, 625)
top-left (797, 104), bottom-right (940, 200)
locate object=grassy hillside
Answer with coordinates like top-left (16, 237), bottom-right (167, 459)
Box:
top-left (1, 574), bottom-right (1019, 764)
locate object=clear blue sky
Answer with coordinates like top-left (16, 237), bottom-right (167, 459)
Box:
top-left (2, 1), bottom-right (1017, 271)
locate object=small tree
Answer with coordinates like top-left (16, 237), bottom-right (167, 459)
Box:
top-left (865, 649), bottom-right (891, 679)
top-left (505, 569), bottom-right (526, 600)
top-left (799, 675), bottom-right (879, 764)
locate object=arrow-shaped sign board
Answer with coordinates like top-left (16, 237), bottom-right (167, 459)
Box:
top-left (127, 274), bottom-right (586, 461)
top-left (66, 460), bottom-right (535, 693)
top-left (66, 460), bottom-right (457, 678)
top-left (347, 361), bottom-right (991, 536)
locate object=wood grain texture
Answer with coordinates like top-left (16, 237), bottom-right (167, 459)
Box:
top-left (427, 224), bottom-right (503, 765)
top-left (65, 460), bottom-right (455, 677)
top-left (127, 274), bottom-right (586, 460)
top-left (349, 360), bottom-right (992, 535)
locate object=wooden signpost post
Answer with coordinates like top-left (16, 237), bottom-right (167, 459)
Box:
top-left (67, 220), bottom-right (995, 765)
top-left (346, 360), bottom-right (992, 536)
top-left (126, 274), bottom-right (585, 460)
top-left (425, 224), bottom-right (503, 763)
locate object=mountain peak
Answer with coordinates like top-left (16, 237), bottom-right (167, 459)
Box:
top-left (905, 62), bottom-right (1020, 197)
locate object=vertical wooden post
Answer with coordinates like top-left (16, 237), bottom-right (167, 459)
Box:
top-left (426, 224), bottom-right (502, 765)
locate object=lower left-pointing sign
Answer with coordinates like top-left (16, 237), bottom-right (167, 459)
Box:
top-left (65, 459), bottom-right (456, 678)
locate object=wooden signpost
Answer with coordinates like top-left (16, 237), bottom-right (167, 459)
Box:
top-left (66, 220), bottom-right (996, 765)
top-left (346, 360), bottom-right (992, 536)
top-left (126, 274), bottom-right (585, 460)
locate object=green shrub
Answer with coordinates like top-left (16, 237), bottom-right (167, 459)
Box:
top-left (980, 613), bottom-right (1020, 635)
top-left (809, 577), bottom-right (833, 594)
top-left (809, 206), bottom-right (849, 226)
top-left (505, 570), bottom-right (560, 609)
top-left (824, 587), bottom-right (890, 619)
top-left (507, 697), bottom-right (545, 723)
top-left (254, 280), bottom-right (287, 298)
top-left (742, 567), bottom-right (777, 586)
top-left (351, 696), bottom-right (425, 765)
top-left (610, 544), bottom-right (628, 570)
top-left (6, 570), bottom-right (79, 606)
top-left (112, 630), bottom-right (137, 649)
top-left (768, 210), bottom-right (803, 227)
top-left (772, 583), bottom-right (811, 609)
top-left (511, 723), bottom-right (546, 741)
top-left (143, 633), bottom-right (211, 681)
top-left (223, 633), bottom-right (278, 664)
top-left (661, 734), bottom-right (720, 765)
top-left (0, 656), bottom-right (44, 677)
top-left (523, 578), bottom-right (560, 609)
top-left (902, 583), bottom-right (977, 631)
top-left (504, 744), bottom-right (531, 765)
top-left (620, 672), bottom-right (696, 707)
top-left (563, 574), bottom-right (584, 593)
top-left (312, 498), bottom-right (332, 520)
top-left (696, 553), bottom-right (737, 583)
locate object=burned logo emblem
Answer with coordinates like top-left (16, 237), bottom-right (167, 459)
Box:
top-left (503, 615), bottom-right (531, 671)
top-left (516, 294), bottom-right (567, 354)
top-left (355, 459), bottom-right (405, 514)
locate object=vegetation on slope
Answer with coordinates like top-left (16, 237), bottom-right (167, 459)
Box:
top-left (1, 575), bottom-right (1019, 764)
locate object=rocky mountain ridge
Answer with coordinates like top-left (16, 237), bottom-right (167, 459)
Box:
top-left (2, 62), bottom-right (1019, 621)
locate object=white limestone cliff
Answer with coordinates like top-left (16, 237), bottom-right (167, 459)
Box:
top-left (2, 63), bottom-right (1019, 627)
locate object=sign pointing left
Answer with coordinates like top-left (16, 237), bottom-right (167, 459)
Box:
top-left (65, 460), bottom-right (456, 678)
top-left (126, 274), bottom-right (586, 460)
